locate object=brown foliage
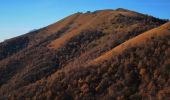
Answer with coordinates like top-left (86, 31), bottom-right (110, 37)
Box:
top-left (0, 9), bottom-right (169, 100)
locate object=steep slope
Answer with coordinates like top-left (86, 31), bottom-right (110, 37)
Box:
top-left (0, 9), bottom-right (169, 99)
top-left (0, 13), bottom-right (80, 61)
top-left (9, 22), bottom-right (170, 100)
top-left (91, 22), bottom-right (170, 64)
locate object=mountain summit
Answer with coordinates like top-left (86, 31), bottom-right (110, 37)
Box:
top-left (0, 9), bottom-right (169, 99)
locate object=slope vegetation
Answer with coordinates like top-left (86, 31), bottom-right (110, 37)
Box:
top-left (15, 22), bottom-right (169, 100)
top-left (91, 22), bottom-right (170, 64)
top-left (0, 9), bottom-right (169, 100)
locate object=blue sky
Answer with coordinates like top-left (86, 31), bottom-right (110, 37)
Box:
top-left (0, 0), bottom-right (170, 42)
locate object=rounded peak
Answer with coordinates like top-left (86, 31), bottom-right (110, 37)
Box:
top-left (74, 8), bottom-right (143, 18)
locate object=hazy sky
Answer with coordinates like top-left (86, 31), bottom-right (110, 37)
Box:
top-left (0, 0), bottom-right (170, 42)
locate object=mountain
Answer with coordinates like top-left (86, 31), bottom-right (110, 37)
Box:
top-left (0, 8), bottom-right (169, 100)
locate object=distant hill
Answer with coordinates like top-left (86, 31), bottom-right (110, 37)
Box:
top-left (0, 8), bottom-right (169, 100)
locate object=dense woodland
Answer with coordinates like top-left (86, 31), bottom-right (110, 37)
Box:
top-left (0, 9), bottom-right (169, 100)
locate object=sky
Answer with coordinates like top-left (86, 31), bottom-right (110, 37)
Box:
top-left (0, 0), bottom-right (170, 42)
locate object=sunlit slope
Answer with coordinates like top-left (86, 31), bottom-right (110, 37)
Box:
top-left (91, 22), bottom-right (170, 64)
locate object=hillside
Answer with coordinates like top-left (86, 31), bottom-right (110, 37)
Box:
top-left (0, 9), bottom-right (169, 100)
top-left (91, 21), bottom-right (170, 64)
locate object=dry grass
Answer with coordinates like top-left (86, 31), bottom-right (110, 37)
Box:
top-left (90, 22), bottom-right (170, 64)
